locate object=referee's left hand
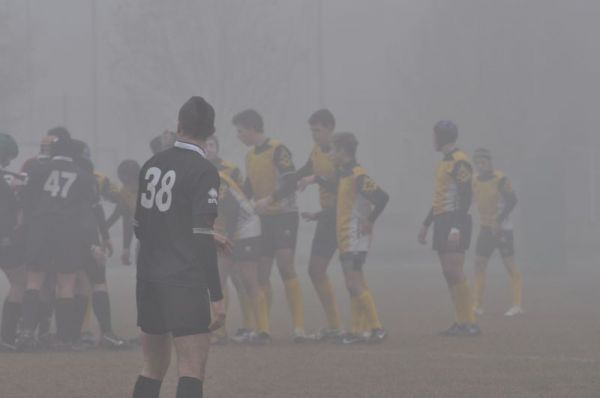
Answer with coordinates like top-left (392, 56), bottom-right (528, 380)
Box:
top-left (213, 233), bottom-right (233, 255)
top-left (209, 299), bottom-right (226, 332)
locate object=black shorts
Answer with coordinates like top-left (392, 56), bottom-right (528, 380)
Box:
top-left (259, 212), bottom-right (299, 257)
top-left (137, 280), bottom-right (211, 337)
top-left (475, 227), bottom-right (515, 259)
top-left (310, 207), bottom-right (337, 260)
top-left (0, 228), bottom-right (25, 270)
top-left (25, 219), bottom-right (84, 274)
top-left (339, 252), bottom-right (368, 272)
top-left (432, 212), bottom-right (472, 254)
top-left (82, 245), bottom-right (107, 285)
top-left (232, 236), bottom-right (261, 262)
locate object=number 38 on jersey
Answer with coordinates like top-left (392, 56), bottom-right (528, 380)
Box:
top-left (141, 167), bottom-right (177, 212)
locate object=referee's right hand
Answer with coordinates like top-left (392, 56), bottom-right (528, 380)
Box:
top-left (208, 299), bottom-right (227, 332)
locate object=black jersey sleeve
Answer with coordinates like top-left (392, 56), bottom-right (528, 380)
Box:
top-left (356, 174), bottom-right (389, 223)
top-left (93, 203), bottom-right (110, 241)
top-left (451, 160), bottom-right (473, 217)
top-left (296, 156), bottom-right (314, 179)
top-left (272, 145), bottom-right (299, 202)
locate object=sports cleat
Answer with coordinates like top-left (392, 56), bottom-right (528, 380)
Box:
top-left (473, 307), bottom-right (484, 316)
top-left (14, 330), bottom-right (37, 352)
top-left (340, 333), bottom-right (366, 345)
top-left (461, 324), bottom-right (482, 337)
top-left (231, 328), bottom-right (252, 344)
top-left (437, 323), bottom-right (463, 337)
top-left (315, 328), bottom-right (343, 342)
top-left (80, 331), bottom-right (96, 346)
top-left (504, 306), bottom-right (524, 317)
top-left (368, 328), bottom-right (387, 343)
top-left (99, 332), bottom-right (128, 349)
top-left (292, 329), bottom-right (315, 343)
top-left (249, 332), bottom-right (272, 345)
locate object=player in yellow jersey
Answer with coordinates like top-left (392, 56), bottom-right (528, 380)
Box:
top-left (418, 121), bottom-right (481, 337)
top-left (205, 136), bottom-right (269, 344)
top-left (328, 133), bottom-right (389, 344)
top-left (232, 109), bottom-right (309, 342)
top-left (471, 148), bottom-right (522, 317)
top-left (297, 110), bottom-right (343, 341)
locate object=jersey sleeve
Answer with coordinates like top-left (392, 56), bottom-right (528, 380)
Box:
top-left (451, 160), bottom-right (473, 216)
top-left (296, 155), bottom-right (314, 179)
top-left (272, 145), bottom-right (298, 201)
top-left (191, 167), bottom-right (220, 235)
top-left (356, 174), bottom-right (389, 223)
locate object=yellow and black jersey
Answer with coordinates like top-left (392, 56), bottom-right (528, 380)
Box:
top-left (473, 170), bottom-right (517, 229)
top-left (424, 149), bottom-right (473, 229)
top-left (297, 144), bottom-right (337, 209)
top-left (336, 162), bottom-right (389, 254)
top-left (214, 158), bottom-right (243, 188)
top-left (244, 138), bottom-right (297, 215)
top-left (215, 171), bottom-right (261, 241)
top-left (95, 172), bottom-right (121, 204)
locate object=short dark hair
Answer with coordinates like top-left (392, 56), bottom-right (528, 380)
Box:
top-left (232, 109), bottom-right (263, 132)
top-left (332, 132), bottom-right (358, 158)
top-left (308, 109), bottom-right (335, 130)
top-left (433, 120), bottom-right (458, 146)
top-left (117, 159), bottom-right (141, 185)
top-left (47, 126), bottom-right (71, 140)
top-left (178, 96), bottom-right (215, 140)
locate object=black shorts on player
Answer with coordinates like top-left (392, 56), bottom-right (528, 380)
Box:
top-left (137, 280), bottom-right (211, 337)
top-left (432, 212), bottom-right (472, 254)
top-left (475, 227), bottom-right (515, 259)
top-left (259, 212), bottom-right (299, 257)
top-left (232, 236), bottom-right (262, 263)
top-left (310, 207), bottom-right (337, 259)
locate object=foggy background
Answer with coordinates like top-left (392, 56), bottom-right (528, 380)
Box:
top-left (2, 0), bottom-right (599, 269)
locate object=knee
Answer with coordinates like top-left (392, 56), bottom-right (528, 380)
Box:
top-left (308, 264), bottom-right (324, 283)
top-left (177, 354), bottom-right (207, 380)
top-left (279, 265), bottom-right (297, 281)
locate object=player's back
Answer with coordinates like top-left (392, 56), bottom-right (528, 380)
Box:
top-left (135, 142), bottom-right (219, 286)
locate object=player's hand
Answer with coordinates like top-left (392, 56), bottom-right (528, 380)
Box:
top-left (297, 175), bottom-right (316, 192)
top-left (121, 248), bottom-right (132, 266)
top-left (91, 245), bottom-right (107, 266)
top-left (208, 299), bottom-right (226, 332)
top-left (213, 232), bottom-right (233, 255)
top-left (448, 228), bottom-right (461, 249)
top-left (418, 225), bottom-right (429, 245)
top-left (301, 212), bottom-right (318, 222)
top-left (102, 239), bottom-right (114, 258)
top-left (254, 196), bottom-right (273, 215)
top-left (361, 220), bottom-right (374, 235)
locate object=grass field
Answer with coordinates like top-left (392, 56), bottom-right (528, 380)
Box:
top-left (0, 257), bottom-right (599, 398)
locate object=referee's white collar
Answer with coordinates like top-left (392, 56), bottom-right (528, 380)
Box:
top-left (52, 156), bottom-right (73, 162)
top-left (174, 140), bottom-right (206, 158)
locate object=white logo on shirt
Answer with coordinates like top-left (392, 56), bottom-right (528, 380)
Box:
top-left (208, 188), bottom-right (218, 205)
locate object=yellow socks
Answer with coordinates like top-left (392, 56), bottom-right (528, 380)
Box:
top-left (474, 268), bottom-right (486, 310)
top-left (350, 296), bottom-right (362, 334)
top-left (283, 278), bottom-right (304, 330)
top-left (357, 291), bottom-right (382, 330)
top-left (237, 290), bottom-right (255, 331)
top-left (315, 278), bottom-right (342, 330)
top-left (251, 291), bottom-right (270, 334)
top-left (452, 281), bottom-right (475, 324)
top-left (262, 284), bottom-right (272, 313)
top-left (510, 270), bottom-right (523, 307)
top-left (82, 300), bottom-right (93, 333)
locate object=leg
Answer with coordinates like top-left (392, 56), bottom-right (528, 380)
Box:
top-left (502, 256), bottom-right (523, 310)
top-left (133, 332), bottom-right (171, 398)
top-left (276, 248), bottom-right (305, 333)
top-left (237, 260), bottom-right (269, 335)
top-left (173, 333), bottom-right (211, 398)
top-left (21, 271), bottom-right (46, 332)
top-left (257, 256), bottom-right (274, 312)
top-left (1, 266), bottom-right (26, 345)
top-left (55, 272), bottom-right (78, 343)
top-left (440, 253), bottom-right (476, 326)
top-left (473, 256), bottom-right (490, 312)
top-left (308, 254), bottom-right (341, 331)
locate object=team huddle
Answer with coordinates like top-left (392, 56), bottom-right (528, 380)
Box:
top-left (0, 96), bottom-right (523, 397)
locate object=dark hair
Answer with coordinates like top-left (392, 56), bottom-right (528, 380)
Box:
top-left (308, 109), bottom-right (335, 130)
top-left (71, 139), bottom-right (91, 160)
top-left (47, 126), bottom-right (71, 140)
top-left (117, 159), bottom-right (141, 185)
top-left (433, 120), bottom-right (458, 146)
top-left (332, 132), bottom-right (359, 158)
top-left (0, 133), bottom-right (19, 163)
top-left (50, 136), bottom-right (75, 158)
top-left (149, 135), bottom-right (163, 154)
top-left (232, 109), bottom-right (263, 132)
top-left (178, 97), bottom-right (215, 140)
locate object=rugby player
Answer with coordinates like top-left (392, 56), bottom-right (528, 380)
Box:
top-left (471, 148), bottom-right (522, 316)
top-left (206, 135), bottom-right (271, 345)
top-left (327, 132), bottom-right (389, 344)
top-left (418, 121), bottom-right (481, 337)
top-left (133, 97), bottom-right (228, 398)
top-left (0, 133), bottom-right (25, 350)
top-left (232, 109), bottom-right (309, 342)
top-left (16, 135), bottom-right (101, 349)
top-left (296, 109), bottom-right (343, 340)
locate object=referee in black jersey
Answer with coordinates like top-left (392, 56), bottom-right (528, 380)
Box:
top-left (133, 97), bottom-right (230, 398)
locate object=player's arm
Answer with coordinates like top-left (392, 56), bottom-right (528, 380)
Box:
top-left (357, 174), bottom-right (389, 234)
top-left (220, 185), bottom-right (240, 240)
top-left (497, 176), bottom-right (518, 225)
top-left (230, 167), bottom-right (244, 187)
top-left (191, 168), bottom-right (224, 303)
top-left (296, 156), bottom-right (315, 191)
top-left (271, 145), bottom-right (298, 201)
top-left (242, 177), bottom-right (254, 200)
top-left (448, 160), bottom-right (473, 246)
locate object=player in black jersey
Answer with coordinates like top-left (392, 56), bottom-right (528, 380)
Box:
top-left (133, 97), bottom-right (228, 398)
top-left (16, 135), bottom-right (100, 350)
top-left (0, 133), bottom-right (25, 350)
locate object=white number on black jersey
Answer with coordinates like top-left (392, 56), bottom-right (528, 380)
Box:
top-left (43, 170), bottom-right (78, 198)
top-left (141, 167), bottom-right (177, 212)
